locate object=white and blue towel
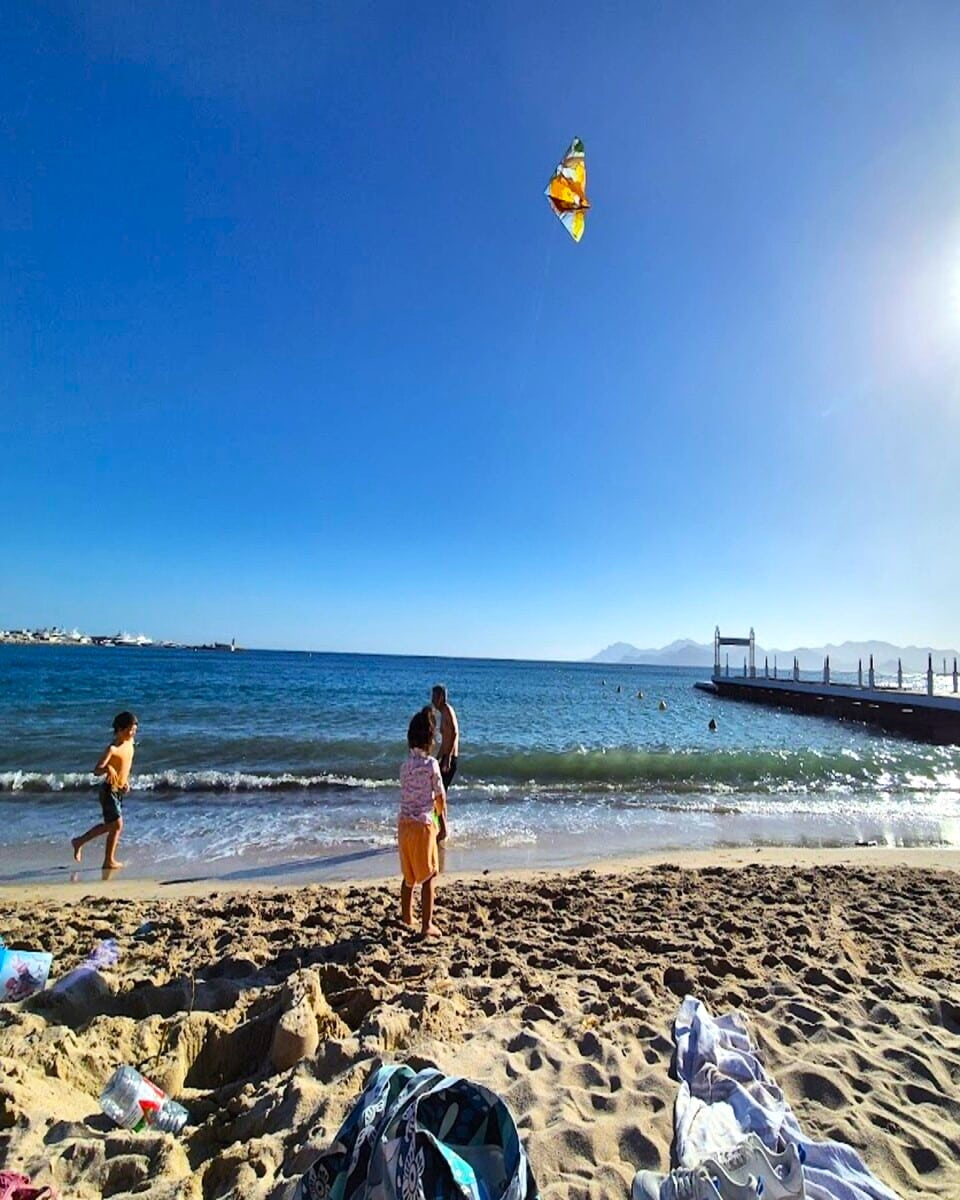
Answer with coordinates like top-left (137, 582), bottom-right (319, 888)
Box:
top-left (672, 996), bottom-right (901, 1200)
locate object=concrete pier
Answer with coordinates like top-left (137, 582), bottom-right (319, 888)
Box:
top-left (700, 628), bottom-right (960, 743)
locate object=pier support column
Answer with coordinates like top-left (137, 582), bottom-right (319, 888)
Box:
top-left (774, 655), bottom-right (778, 680)
top-left (858, 658), bottom-right (863, 687)
top-left (823, 655), bottom-right (830, 685)
top-left (868, 654), bottom-right (875, 689)
top-left (898, 658), bottom-right (903, 689)
top-left (953, 657), bottom-right (958, 693)
top-left (793, 656), bottom-right (799, 682)
top-left (764, 655), bottom-right (769, 679)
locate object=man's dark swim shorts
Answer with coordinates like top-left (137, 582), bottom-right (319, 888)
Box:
top-left (440, 754), bottom-right (458, 791)
top-left (99, 781), bottom-right (123, 824)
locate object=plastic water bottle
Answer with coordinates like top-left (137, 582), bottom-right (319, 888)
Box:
top-left (100, 1066), bottom-right (188, 1134)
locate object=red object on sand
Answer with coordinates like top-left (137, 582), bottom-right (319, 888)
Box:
top-left (0, 1172), bottom-right (57, 1200)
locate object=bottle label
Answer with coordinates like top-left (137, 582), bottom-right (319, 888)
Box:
top-left (134, 1098), bottom-right (160, 1131)
top-left (128, 1074), bottom-right (167, 1130)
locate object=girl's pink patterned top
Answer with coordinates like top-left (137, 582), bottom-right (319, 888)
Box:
top-left (399, 749), bottom-right (443, 824)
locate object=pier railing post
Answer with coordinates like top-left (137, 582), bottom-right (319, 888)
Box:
top-left (743, 657), bottom-right (748, 679)
top-left (749, 627), bottom-right (756, 678)
top-left (823, 655), bottom-right (830, 685)
top-left (793, 656), bottom-right (799, 682)
top-left (764, 655), bottom-right (769, 679)
top-left (774, 654), bottom-right (778, 680)
top-left (928, 653), bottom-right (934, 697)
top-left (714, 626), bottom-right (720, 679)
top-left (897, 658), bottom-right (903, 689)
top-left (954, 657), bottom-right (958, 694)
top-left (858, 658), bottom-right (863, 687)
top-left (725, 653), bottom-right (729, 678)
top-left (868, 654), bottom-right (875, 689)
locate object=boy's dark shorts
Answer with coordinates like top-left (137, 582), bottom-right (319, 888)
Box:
top-left (99, 781), bottom-right (124, 824)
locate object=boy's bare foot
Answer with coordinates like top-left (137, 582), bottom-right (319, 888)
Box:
top-left (72, 838), bottom-right (83, 863)
top-left (102, 859), bottom-right (124, 869)
top-left (420, 923), bottom-right (442, 939)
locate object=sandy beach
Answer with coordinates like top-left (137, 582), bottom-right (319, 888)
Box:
top-left (2, 849), bottom-right (959, 1199)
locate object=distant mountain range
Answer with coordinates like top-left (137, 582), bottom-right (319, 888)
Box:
top-left (590, 638), bottom-right (960, 674)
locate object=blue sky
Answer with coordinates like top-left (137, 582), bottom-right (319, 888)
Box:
top-left (3, 2), bottom-right (960, 658)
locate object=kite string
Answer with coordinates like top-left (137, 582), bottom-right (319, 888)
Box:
top-left (517, 223), bottom-right (556, 404)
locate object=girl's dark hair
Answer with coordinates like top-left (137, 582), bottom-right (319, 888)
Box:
top-left (113, 711), bottom-right (138, 733)
top-left (407, 705), bottom-right (436, 750)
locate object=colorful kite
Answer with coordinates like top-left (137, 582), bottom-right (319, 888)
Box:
top-left (544, 137), bottom-right (590, 242)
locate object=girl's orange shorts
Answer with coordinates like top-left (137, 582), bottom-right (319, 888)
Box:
top-left (398, 817), bottom-right (438, 886)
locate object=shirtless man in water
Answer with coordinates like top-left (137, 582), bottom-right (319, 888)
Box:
top-left (71, 711), bottom-right (137, 869)
top-left (431, 685), bottom-right (458, 843)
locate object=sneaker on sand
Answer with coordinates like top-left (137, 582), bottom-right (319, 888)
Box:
top-left (632, 1168), bottom-right (724, 1200)
top-left (632, 1134), bottom-right (805, 1200)
top-left (700, 1135), bottom-right (805, 1199)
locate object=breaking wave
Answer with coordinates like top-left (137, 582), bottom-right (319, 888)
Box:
top-left (0, 770), bottom-right (393, 795)
top-left (3, 743), bottom-right (960, 797)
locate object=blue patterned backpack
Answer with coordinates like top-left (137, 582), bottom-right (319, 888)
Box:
top-left (296, 1064), bottom-right (538, 1200)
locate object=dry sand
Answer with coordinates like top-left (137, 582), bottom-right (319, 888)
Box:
top-left (1, 854), bottom-right (959, 1199)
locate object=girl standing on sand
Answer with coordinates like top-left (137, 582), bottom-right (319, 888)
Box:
top-left (398, 706), bottom-right (446, 939)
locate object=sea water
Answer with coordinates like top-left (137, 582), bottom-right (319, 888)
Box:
top-left (1, 645), bottom-right (959, 883)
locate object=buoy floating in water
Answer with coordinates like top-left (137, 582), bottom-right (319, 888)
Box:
top-left (708, 718), bottom-right (717, 731)
top-left (636, 690), bottom-right (643, 699)
top-left (658, 700), bottom-right (667, 711)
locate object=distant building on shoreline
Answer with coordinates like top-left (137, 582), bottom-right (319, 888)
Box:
top-left (0, 628), bottom-right (240, 650)
top-left (0, 626), bottom-right (99, 645)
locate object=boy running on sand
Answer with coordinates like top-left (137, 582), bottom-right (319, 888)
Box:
top-left (72, 711), bottom-right (138, 869)
top-left (398, 706), bottom-right (446, 939)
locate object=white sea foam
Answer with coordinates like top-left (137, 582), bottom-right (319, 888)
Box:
top-left (0, 771), bottom-right (95, 792)
top-left (0, 769), bottom-right (394, 794)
